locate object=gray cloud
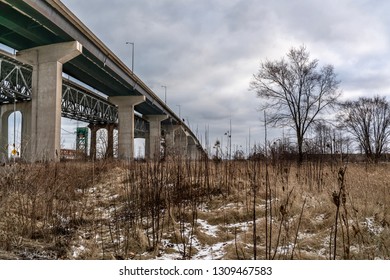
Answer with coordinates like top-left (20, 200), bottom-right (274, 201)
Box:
top-left (60, 0), bottom-right (390, 155)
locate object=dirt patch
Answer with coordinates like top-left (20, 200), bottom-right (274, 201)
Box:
top-left (0, 160), bottom-right (389, 260)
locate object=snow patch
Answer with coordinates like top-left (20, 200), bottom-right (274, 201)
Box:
top-left (363, 217), bottom-right (384, 236)
top-left (197, 219), bottom-right (218, 237)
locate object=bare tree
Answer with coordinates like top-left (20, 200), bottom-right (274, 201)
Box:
top-left (250, 46), bottom-right (341, 163)
top-left (339, 96), bottom-right (390, 162)
top-left (314, 122), bottom-right (334, 154)
top-left (96, 129), bottom-right (108, 159)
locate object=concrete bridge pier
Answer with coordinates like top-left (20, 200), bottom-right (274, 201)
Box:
top-left (144, 115), bottom-right (168, 160)
top-left (0, 106), bottom-right (11, 161)
top-left (109, 96), bottom-right (145, 160)
top-left (89, 124), bottom-right (98, 160)
top-left (172, 126), bottom-right (187, 157)
top-left (16, 41), bottom-right (82, 162)
top-left (88, 123), bottom-right (115, 160)
top-left (106, 124), bottom-right (115, 158)
top-left (162, 124), bottom-right (181, 157)
top-left (176, 128), bottom-right (189, 157)
top-left (187, 136), bottom-right (200, 160)
top-left (160, 124), bottom-right (202, 159)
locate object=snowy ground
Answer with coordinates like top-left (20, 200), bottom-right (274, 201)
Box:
top-left (68, 177), bottom-right (387, 260)
top-left (1, 163), bottom-right (388, 260)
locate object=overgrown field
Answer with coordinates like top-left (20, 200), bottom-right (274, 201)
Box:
top-left (0, 158), bottom-right (389, 260)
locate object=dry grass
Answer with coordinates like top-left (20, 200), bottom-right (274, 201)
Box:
top-left (0, 158), bottom-right (389, 260)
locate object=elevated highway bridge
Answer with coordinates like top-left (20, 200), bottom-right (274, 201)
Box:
top-left (0, 0), bottom-right (204, 161)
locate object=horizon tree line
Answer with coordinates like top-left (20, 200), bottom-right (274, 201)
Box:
top-left (245, 45), bottom-right (390, 163)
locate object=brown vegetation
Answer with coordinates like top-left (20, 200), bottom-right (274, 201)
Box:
top-left (0, 157), bottom-right (389, 260)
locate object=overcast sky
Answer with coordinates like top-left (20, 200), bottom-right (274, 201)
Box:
top-left (58, 0), bottom-right (390, 156)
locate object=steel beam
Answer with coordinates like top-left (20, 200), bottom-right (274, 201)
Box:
top-left (0, 52), bottom-right (148, 134)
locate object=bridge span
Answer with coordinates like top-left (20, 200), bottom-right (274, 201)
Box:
top-left (0, 0), bottom-right (204, 161)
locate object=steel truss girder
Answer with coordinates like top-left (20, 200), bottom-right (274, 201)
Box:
top-left (61, 81), bottom-right (148, 135)
top-left (0, 56), bottom-right (32, 104)
top-left (134, 116), bottom-right (148, 137)
top-left (62, 80), bottom-right (118, 124)
top-left (0, 53), bottom-right (149, 134)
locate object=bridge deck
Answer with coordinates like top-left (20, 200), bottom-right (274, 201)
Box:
top-left (0, 0), bottom-right (202, 150)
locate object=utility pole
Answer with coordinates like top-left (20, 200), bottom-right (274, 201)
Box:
top-left (125, 42), bottom-right (134, 73)
top-left (230, 118), bottom-right (232, 160)
top-left (161, 85), bottom-right (167, 104)
top-left (224, 119), bottom-right (232, 160)
top-left (176, 104), bottom-right (181, 119)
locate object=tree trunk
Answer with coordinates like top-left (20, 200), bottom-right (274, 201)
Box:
top-left (297, 134), bottom-right (304, 164)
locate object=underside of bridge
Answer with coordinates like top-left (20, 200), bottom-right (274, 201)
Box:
top-left (0, 0), bottom-right (204, 162)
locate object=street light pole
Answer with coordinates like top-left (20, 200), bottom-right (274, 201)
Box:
top-left (125, 42), bottom-right (134, 73)
top-left (161, 85), bottom-right (167, 104)
top-left (224, 119), bottom-right (232, 160)
top-left (230, 118), bottom-right (232, 160)
top-left (176, 104), bottom-right (181, 119)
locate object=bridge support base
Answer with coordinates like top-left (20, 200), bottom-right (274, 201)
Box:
top-left (161, 124), bottom-right (188, 158)
top-left (109, 96), bottom-right (145, 160)
top-left (16, 41), bottom-right (82, 162)
top-left (0, 106), bottom-right (10, 162)
top-left (144, 115), bottom-right (168, 160)
top-left (88, 123), bottom-right (115, 160)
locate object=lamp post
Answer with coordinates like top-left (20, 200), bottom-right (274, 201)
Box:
top-left (161, 85), bottom-right (167, 104)
top-left (176, 105), bottom-right (181, 119)
top-left (224, 130), bottom-right (231, 160)
top-left (224, 119), bottom-right (232, 160)
top-left (125, 42), bottom-right (134, 73)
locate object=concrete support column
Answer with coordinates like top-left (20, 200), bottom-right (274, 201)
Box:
top-left (20, 103), bottom-right (31, 158)
top-left (161, 124), bottom-right (180, 157)
top-left (88, 123), bottom-right (115, 159)
top-left (106, 123), bottom-right (115, 158)
top-left (109, 96), bottom-right (145, 160)
top-left (187, 137), bottom-right (199, 160)
top-left (0, 106), bottom-right (10, 162)
top-left (88, 124), bottom-right (99, 160)
top-left (163, 125), bottom-right (180, 147)
top-left (175, 128), bottom-right (188, 156)
top-left (144, 115), bottom-right (168, 160)
top-left (17, 41), bottom-right (82, 162)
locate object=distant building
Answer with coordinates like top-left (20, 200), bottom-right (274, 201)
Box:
top-left (60, 149), bottom-right (85, 160)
